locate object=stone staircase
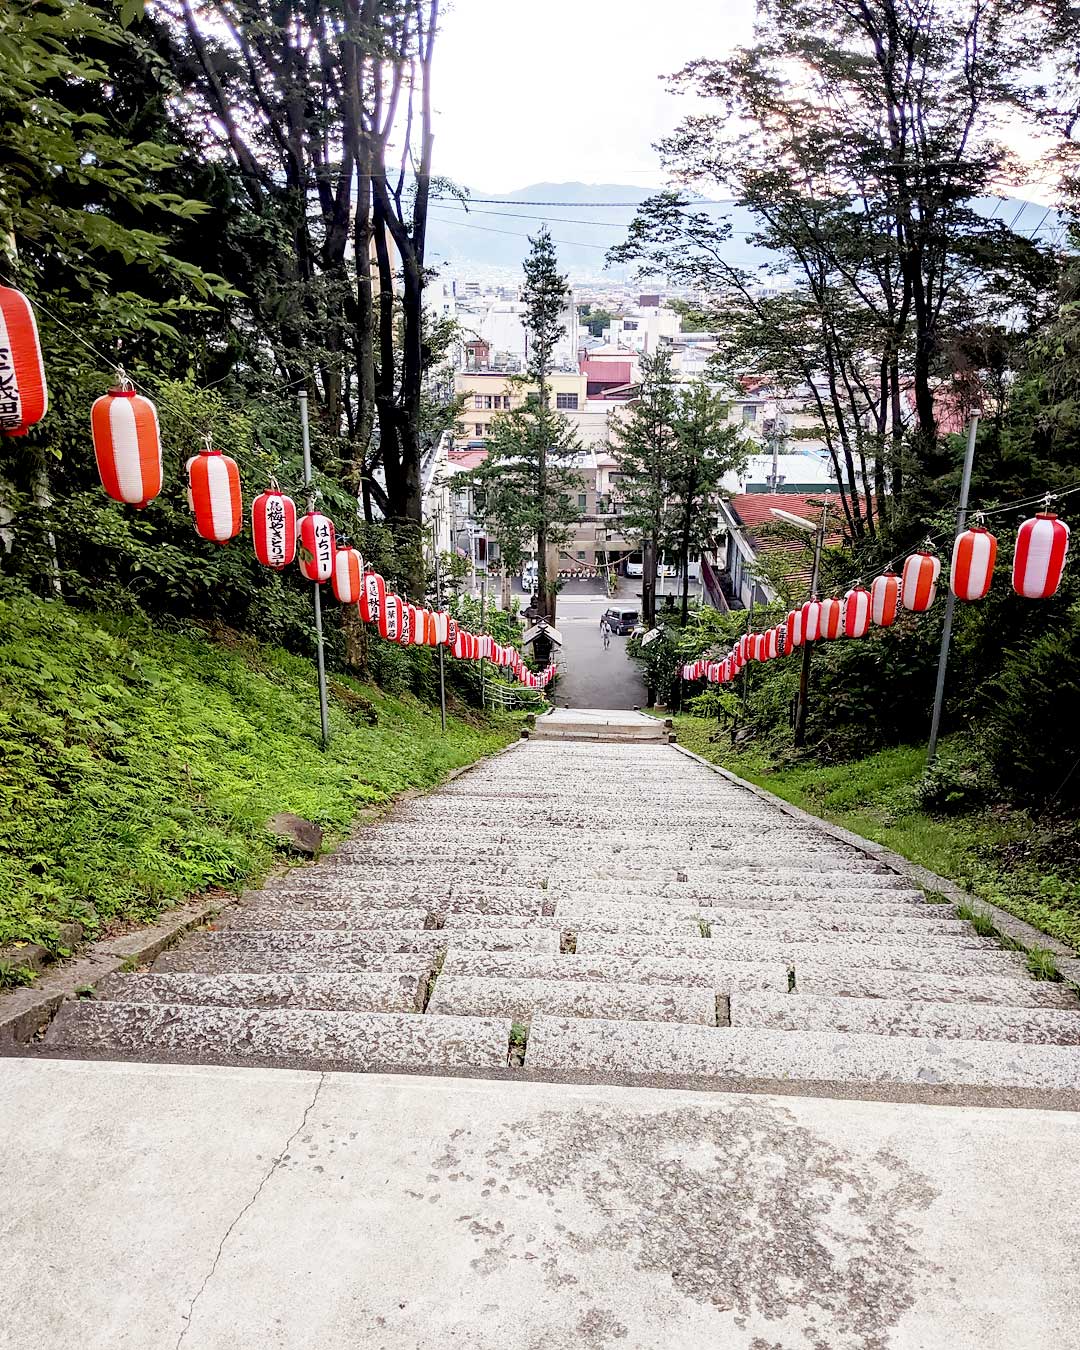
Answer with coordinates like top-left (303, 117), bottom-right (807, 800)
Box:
top-left (42, 737), bottom-right (1080, 1096)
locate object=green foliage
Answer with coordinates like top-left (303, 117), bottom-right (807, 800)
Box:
top-left (0, 587), bottom-right (516, 954)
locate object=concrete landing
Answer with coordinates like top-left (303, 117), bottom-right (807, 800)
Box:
top-left (532, 707), bottom-right (669, 742)
top-left (2, 1057), bottom-right (1077, 1350)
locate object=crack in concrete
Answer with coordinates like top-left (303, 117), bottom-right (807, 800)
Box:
top-left (174, 1072), bottom-right (326, 1350)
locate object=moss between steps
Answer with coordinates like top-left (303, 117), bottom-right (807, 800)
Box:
top-left (0, 587), bottom-right (518, 973)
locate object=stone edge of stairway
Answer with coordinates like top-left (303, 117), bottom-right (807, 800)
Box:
top-left (670, 742), bottom-right (1080, 988)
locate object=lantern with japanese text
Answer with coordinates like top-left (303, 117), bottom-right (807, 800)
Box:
top-left (331, 546), bottom-right (363, 603)
top-left (0, 287), bottom-right (48, 437)
top-left (1012, 513), bottom-right (1070, 600)
top-left (785, 609), bottom-right (804, 650)
top-left (379, 593), bottom-right (403, 641)
top-left (843, 587), bottom-right (871, 638)
top-left (408, 604), bottom-right (425, 645)
top-left (396, 602), bottom-right (414, 645)
top-left (949, 526), bottom-right (997, 602)
top-left (901, 551), bottom-right (940, 612)
top-left (187, 447), bottom-right (242, 544)
top-left (445, 615), bottom-right (459, 647)
top-left (360, 570), bottom-right (386, 624)
top-left (870, 572), bottom-right (900, 627)
top-left (298, 511), bottom-right (335, 582)
top-left (251, 488), bottom-right (297, 568)
top-left (91, 385), bottom-right (162, 508)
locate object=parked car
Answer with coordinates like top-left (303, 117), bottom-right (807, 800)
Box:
top-left (601, 607), bottom-right (640, 636)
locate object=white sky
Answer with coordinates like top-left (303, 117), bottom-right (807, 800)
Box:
top-left (431, 0), bottom-right (757, 192)
top-left (430, 0), bottom-right (1063, 205)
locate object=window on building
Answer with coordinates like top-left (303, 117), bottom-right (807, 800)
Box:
top-left (475, 423), bottom-right (484, 437)
top-left (556, 392), bottom-right (579, 410)
top-left (484, 395), bottom-right (493, 410)
top-left (576, 550), bottom-right (586, 560)
top-left (578, 493), bottom-right (587, 511)
top-left (742, 405), bottom-right (757, 424)
top-left (473, 394), bottom-right (484, 410)
top-left (623, 320), bottom-right (638, 331)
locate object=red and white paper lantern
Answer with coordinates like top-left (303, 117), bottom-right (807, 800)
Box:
top-left (298, 511), bottom-right (335, 582)
top-left (785, 609), bottom-right (804, 650)
top-left (901, 551), bottom-right (940, 612)
top-left (379, 593), bottom-right (403, 641)
top-left (819, 597), bottom-right (843, 640)
top-left (91, 387), bottom-right (162, 508)
top-left (359, 570), bottom-right (386, 625)
top-left (843, 587), bottom-right (871, 638)
top-left (1012, 513), bottom-right (1070, 600)
top-left (251, 489), bottom-right (297, 569)
top-left (950, 526), bottom-right (997, 602)
top-left (331, 546), bottom-right (363, 603)
top-left (0, 286), bottom-right (48, 437)
top-left (802, 598), bottom-right (822, 643)
top-left (187, 448), bottom-right (242, 544)
top-left (870, 572), bottom-right (900, 627)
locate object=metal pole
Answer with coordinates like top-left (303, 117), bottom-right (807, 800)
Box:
top-left (479, 574), bottom-right (487, 711)
top-left (794, 502), bottom-right (828, 748)
top-left (433, 515), bottom-right (447, 732)
top-left (927, 414), bottom-right (979, 766)
top-left (299, 389), bottom-right (330, 750)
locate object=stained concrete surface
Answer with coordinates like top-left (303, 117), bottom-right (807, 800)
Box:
top-left (2, 1057), bottom-right (1078, 1350)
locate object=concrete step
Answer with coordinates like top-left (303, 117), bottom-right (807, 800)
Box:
top-left (525, 1016), bottom-right (1080, 1091)
top-left (554, 898), bottom-right (965, 932)
top-left (152, 945), bottom-right (436, 976)
top-left (221, 907), bottom-right (438, 933)
top-left (554, 898), bottom-right (962, 928)
top-left (428, 976), bottom-right (716, 1025)
top-left (441, 950), bottom-right (789, 993)
top-left (729, 992), bottom-right (1080, 1044)
top-left (94, 970), bottom-right (427, 1013)
top-left (796, 966), bottom-right (1080, 1007)
top-left (43, 1001), bottom-right (511, 1070)
top-left (552, 882), bottom-right (927, 904)
top-left (575, 932), bottom-right (1018, 974)
top-left (441, 912), bottom-right (700, 935)
top-left (154, 928), bottom-right (559, 974)
top-left (554, 891), bottom-right (946, 916)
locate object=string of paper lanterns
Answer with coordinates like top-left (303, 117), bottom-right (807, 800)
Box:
top-left (684, 521), bottom-right (1072, 686)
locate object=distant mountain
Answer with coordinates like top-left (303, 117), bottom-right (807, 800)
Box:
top-left (425, 181), bottom-right (1064, 284)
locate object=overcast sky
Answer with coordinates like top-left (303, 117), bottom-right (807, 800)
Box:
top-left (431, 0), bottom-right (757, 193)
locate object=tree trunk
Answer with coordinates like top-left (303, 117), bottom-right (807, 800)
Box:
top-left (642, 535), bottom-right (657, 627)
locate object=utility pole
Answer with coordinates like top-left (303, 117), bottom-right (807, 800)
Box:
top-left (433, 514), bottom-right (447, 732)
top-left (480, 573), bottom-right (487, 711)
top-left (927, 415), bottom-right (979, 766)
top-left (299, 389), bottom-right (330, 750)
top-left (793, 499), bottom-right (830, 748)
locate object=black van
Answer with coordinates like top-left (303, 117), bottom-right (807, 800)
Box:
top-left (601, 607), bottom-right (640, 636)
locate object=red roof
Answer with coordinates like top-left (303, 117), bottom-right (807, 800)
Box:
top-left (729, 493), bottom-right (869, 594)
top-left (581, 359), bottom-right (632, 385)
top-left (448, 448), bottom-right (488, 470)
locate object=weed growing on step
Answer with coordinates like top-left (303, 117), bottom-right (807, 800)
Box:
top-left (955, 901), bottom-right (998, 940)
top-left (1026, 947), bottom-right (1062, 982)
top-left (697, 918), bottom-right (711, 938)
top-left (422, 949), bottom-right (447, 1011)
top-left (508, 1021), bottom-right (528, 1067)
top-left (560, 931), bottom-right (577, 954)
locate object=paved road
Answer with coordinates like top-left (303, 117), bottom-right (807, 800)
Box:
top-left (551, 592), bottom-right (648, 710)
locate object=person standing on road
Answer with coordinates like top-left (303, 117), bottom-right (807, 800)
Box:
top-left (601, 617), bottom-right (611, 650)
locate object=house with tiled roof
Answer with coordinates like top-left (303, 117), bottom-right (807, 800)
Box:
top-left (718, 492), bottom-right (856, 609)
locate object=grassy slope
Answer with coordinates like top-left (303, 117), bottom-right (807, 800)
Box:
top-left (0, 590), bottom-right (516, 965)
top-left (671, 716), bottom-right (1080, 952)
